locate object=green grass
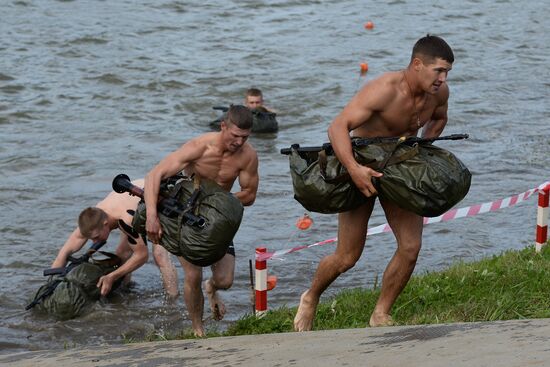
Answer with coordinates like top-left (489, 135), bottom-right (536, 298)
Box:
top-left (132, 243), bottom-right (550, 341)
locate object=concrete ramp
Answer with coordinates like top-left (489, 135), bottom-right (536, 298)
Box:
top-left (2, 318), bottom-right (549, 366)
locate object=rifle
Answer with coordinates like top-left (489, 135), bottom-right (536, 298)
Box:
top-left (112, 174), bottom-right (206, 228)
top-left (280, 134), bottom-right (469, 155)
top-left (213, 106), bottom-right (229, 112)
top-left (43, 240), bottom-right (107, 276)
top-left (26, 240), bottom-right (107, 310)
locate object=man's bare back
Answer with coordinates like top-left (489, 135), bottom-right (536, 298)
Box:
top-left (96, 179), bottom-right (143, 226)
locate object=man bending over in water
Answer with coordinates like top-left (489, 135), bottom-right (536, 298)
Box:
top-left (53, 178), bottom-right (179, 299)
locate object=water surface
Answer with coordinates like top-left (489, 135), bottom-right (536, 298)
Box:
top-left (1, 0), bottom-right (549, 353)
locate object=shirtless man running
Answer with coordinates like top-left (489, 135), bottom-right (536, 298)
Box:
top-left (294, 34), bottom-right (454, 331)
top-left (144, 105), bottom-right (259, 337)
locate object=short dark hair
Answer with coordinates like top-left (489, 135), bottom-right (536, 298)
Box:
top-left (246, 88), bottom-right (263, 98)
top-left (78, 207), bottom-right (107, 238)
top-left (225, 105), bottom-right (253, 130)
top-left (411, 34), bottom-right (454, 64)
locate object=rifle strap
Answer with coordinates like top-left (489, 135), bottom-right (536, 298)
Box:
top-left (26, 278), bottom-right (63, 310)
top-left (193, 175), bottom-right (201, 190)
top-left (384, 143), bottom-right (419, 167)
top-left (318, 137), bottom-right (419, 185)
top-left (191, 176), bottom-right (202, 215)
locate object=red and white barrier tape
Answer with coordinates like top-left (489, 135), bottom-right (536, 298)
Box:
top-left (256, 181), bottom-right (550, 262)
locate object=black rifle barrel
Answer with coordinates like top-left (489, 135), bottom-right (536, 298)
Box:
top-left (279, 134), bottom-right (469, 155)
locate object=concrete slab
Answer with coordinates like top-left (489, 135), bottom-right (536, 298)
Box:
top-left (2, 318), bottom-right (549, 367)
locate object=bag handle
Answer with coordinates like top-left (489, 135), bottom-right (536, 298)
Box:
top-left (319, 137), bottom-right (418, 184)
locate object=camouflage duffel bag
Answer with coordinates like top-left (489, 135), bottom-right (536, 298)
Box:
top-left (29, 254), bottom-right (121, 320)
top-left (133, 176), bottom-right (244, 267)
top-left (289, 144), bottom-right (369, 214)
top-left (372, 142), bottom-right (471, 217)
top-left (289, 138), bottom-right (471, 217)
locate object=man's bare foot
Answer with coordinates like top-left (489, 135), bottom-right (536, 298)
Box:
top-left (193, 327), bottom-right (206, 338)
top-left (165, 292), bottom-right (179, 305)
top-left (293, 290), bottom-right (318, 332)
top-left (204, 279), bottom-right (226, 321)
top-left (369, 312), bottom-right (394, 327)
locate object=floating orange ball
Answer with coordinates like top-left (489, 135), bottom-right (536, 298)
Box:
top-left (364, 21), bottom-right (374, 30)
top-left (267, 275), bottom-right (278, 291)
top-left (296, 213), bottom-right (313, 230)
top-left (360, 62), bottom-right (369, 74)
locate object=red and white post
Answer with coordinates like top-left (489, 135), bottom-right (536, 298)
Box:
top-left (255, 247), bottom-right (268, 316)
top-left (536, 185), bottom-right (550, 252)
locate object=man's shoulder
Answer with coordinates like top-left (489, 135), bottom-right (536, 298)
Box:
top-left (358, 71), bottom-right (401, 105)
top-left (371, 71), bottom-right (402, 89)
top-left (239, 143), bottom-right (258, 165)
top-left (189, 132), bottom-right (218, 146)
top-left (180, 133), bottom-right (217, 155)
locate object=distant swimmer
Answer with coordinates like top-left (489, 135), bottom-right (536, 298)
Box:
top-left (210, 88), bottom-right (278, 133)
top-left (294, 35), bottom-right (457, 331)
top-left (140, 105), bottom-right (259, 337)
top-left (244, 87), bottom-right (278, 133)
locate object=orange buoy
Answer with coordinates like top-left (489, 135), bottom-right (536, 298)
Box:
top-left (364, 21), bottom-right (374, 30)
top-left (267, 275), bottom-right (278, 291)
top-left (360, 62), bottom-right (369, 75)
top-left (296, 213), bottom-right (313, 230)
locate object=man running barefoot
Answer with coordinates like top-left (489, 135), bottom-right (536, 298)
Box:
top-left (294, 35), bottom-right (454, 331)
top-left (144, 105), bottom-right (259, 337)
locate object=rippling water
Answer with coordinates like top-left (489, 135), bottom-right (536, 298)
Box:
top-left (1, 0), bottom-right (549, 353)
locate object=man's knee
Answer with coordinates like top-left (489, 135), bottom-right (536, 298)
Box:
top-left (398, 243), bottom-right (421, 263)
top-left (184, 270), bottom-right (203, 289)
top-left (211, 274), bottom-right (233, 290)
top-left (153, 245), bottom-right (170, 266)
top-left (335, 254), bottom-right (359, 274)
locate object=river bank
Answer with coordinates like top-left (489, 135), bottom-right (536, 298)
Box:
top-left (4, 245), bottom-right (550, 366)
top-left (135, 244), bottom-right (550, 340)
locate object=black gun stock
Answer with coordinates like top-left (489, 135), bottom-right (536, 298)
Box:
top-left (112, 174), bottom-right (206, 228)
